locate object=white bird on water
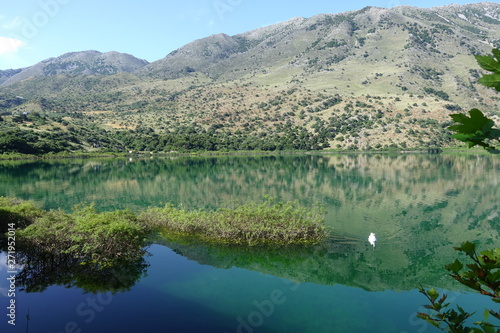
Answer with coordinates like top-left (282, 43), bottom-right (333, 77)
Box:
top-left (368, 232), bottom-right (377, 248)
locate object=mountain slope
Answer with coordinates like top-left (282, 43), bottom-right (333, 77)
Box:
top-left (1, 50), bottom-right (149, 86)
top-left (134, 3), bottom-right (500, 111)
top-left (1, 3), bottom-right (500, 153)
top-left (141, 4), bottom-right (500, 85)
top-left (0, 69), bottom-right (23, 86)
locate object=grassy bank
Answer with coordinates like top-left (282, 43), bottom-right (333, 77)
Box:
top-left (0, 145), bottom-right (488, 161)
top-left (0, 151), bottom-right (126, 160)
top-left (139, 198), bottom-right (327, 246)
top-left (0, 197), bottom-right (327, 267)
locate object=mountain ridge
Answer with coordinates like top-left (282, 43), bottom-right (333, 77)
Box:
top-left (1, 50), bottom-right (149, 86)
top-left (1, 2), bottom-right (499, 153)
top-left (2, 3), bottom-right (500, 85)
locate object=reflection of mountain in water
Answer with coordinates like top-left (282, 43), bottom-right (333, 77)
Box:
top-left (155, 234), bottom-right (463, 292)
top-left (0, 154), bottom-right (498, 292)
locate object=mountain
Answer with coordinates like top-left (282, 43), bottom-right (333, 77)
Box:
top-left (1, 2), bottom-right (500, 153)
top-left (0, 69), bottom-right (23, 86)
top-left (143, 2), bottom-right (500, 77)
top-left (1, 50), bottom-right (149, 86)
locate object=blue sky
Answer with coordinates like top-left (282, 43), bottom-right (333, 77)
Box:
top-left (0, 0), bottom-right (491, 69)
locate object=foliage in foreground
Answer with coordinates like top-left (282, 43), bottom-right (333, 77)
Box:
top-left (0, 198), bottom-right (149, 293)
top-left (418, 242), bottom-right (500, 333)
top-left (448, 49), bottom-right (500, 153)
top-left (418, 49), bottom-right (500, 333)
top-left (139, 198), bottom-right (327, 246)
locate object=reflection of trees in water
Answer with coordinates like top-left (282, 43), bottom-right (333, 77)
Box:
top-left (13, 247), bottom-right (149, 294)
top-left (1, 154), bottom-right (498, 239)
top-left (0, 154), bottom-right (498, 291)
top-left (1, 154), bottom-right (498, 224)
top-left (157, 235), bottom-right (465, 292)
top-left (1, 154), bottom-right (498, 210)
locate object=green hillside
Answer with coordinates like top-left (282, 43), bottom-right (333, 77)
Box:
top-left (1, 3), bottom-right (500, 154)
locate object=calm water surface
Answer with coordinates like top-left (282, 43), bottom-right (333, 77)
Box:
top-left (0, 153), bottom-right (498, 333)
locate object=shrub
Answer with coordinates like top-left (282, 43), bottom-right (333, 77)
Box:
top-left (140, 198), bottom-right (327, 246)
top-left (17, 204), bottom-right (148, 267)
top-left (0, 197), bottom-right (44, 232)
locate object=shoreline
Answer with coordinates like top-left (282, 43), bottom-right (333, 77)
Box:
top-left (0, 147), bottom-right (487, 161)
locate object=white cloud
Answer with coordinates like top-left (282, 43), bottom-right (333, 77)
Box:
top-left (0, 36), bottom-right (25, 54)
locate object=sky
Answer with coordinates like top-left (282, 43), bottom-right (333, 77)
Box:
top-left (0, 0), bottom-right (492, 69)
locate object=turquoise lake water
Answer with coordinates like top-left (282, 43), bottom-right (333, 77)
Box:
top-left (0, 153), bottom-right (498, 332)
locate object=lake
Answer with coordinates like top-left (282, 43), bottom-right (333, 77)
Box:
top-left (0, 153), bottom-right (499, 333)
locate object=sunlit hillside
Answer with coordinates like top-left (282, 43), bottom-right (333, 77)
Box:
top-left (1, 3), bottom-right (500, 152)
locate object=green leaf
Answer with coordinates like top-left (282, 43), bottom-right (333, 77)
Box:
top-left (450, 113), bottom-right (472, 125)
top-left (478, 322), bottom-right (496, 333)
top-left (417, 314), bottom-right (441, 329)
top-left (455, 241), bottom-right (476, 257)
top-left (449, 109), bottom-right (493, 134)
top-left (484, 308), bottom-right (491, 321)
top-left (491, 128), bottom-right (500, 137)
top-left (451, 132), bottom-right (487, 144)
top-left (475, 54), bottom-right (500, 74)
top-left (492, 48), bottom-right (500, 62)
top-left (427, 288), bottom-right (439, 301)
top-left (478, 74), bottom-right (500, 92)
top-left (446, 259), bottom-right (464, 274)
top-left (449, 109), bottom-right (499, 151)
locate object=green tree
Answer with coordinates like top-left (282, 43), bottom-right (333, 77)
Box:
top-left (0, 133), bottom-right (35, 154)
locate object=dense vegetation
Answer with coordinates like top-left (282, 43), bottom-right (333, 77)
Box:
top-left (1, 196), bottom-right (327, 270)
top-left (0, 115), bottom-right (331, 154)
top-left (0, 92), bottom-right (458, 156)
top-left (1, 198), bottom-right (148, 267)
top-left (18, 206), bottom-right (148, 267)
top-left (139, 198), bottom-right (327, 245)
top-left (447, 49), bottom-right (500, 153)
top-left (0, 196), bottom-right (44, 232)
top-left (0, 199), bottom-right (148, 293)
top-left (3, 4), bottom-right (500, 155)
